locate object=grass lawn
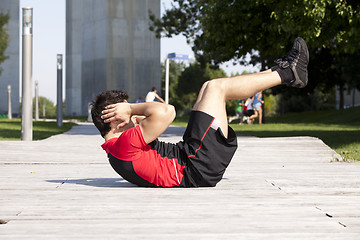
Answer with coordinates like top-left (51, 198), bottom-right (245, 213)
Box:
top-left (0, 119), bottom-right (76, 140)
top-left (173, 106), bottom-right (360, 161)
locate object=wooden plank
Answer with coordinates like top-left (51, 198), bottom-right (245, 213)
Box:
top-left (0, 123), bottom-right (359, 239)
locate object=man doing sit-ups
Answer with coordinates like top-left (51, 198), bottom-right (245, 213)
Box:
top-left (91, 37), bottom-right (309, 188)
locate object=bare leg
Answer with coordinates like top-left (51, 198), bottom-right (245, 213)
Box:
top-left (258, 108), bottom-right (263, 124)
top-left (238, 111), bottom-right (245, 125)
top-left (193, 70), bottom-right (281, 137)
top-left (249, 110), bottom-right (259, 122)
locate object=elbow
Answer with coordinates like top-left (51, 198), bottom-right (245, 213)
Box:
top-left (159, 104), bottom-right (176, 123)
top-left (166, 104), bottom-right (176, 122)
top-left (149, 103), bottom-right (176, 123)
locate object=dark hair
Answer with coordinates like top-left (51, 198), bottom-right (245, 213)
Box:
top-left (91, 90), bottom-right (129, 138)
top-left (151, 87), bottom-right (157, 91)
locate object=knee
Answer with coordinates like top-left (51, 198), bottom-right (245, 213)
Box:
top-left (204, 79), bottom-right (226, 93)
top-left (200, 80), bottom-right (210, 91)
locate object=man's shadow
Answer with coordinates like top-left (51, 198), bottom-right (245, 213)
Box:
top-left (46, 178), bottom-right (136, 188)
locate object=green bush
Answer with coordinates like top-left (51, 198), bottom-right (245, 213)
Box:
top-left (32, 96), bottom-right (57, 118)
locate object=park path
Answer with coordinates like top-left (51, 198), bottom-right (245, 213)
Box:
top-left (0, 123), bottom-right (359, 239)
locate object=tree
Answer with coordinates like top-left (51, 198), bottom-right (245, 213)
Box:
top-left (0, 12), bottom-right (9, 76)
top-left (160, 60), bottom-right (186, 111)
top-left (150, 0), bottom-right (360, 65)
top-left (176, 62), bottom-right (227, 113)
top-left (32, 97), bottom-right (57, 118)
top-left (150, 0), bottom-right (360, 109)
top-left (160, 60), bottom-right (227, 114)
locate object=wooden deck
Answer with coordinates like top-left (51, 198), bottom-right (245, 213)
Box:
top-left (0, 123), bottom-right (359, 239)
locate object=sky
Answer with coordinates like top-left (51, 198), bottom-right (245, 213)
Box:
top-left (19, 0), bottom-right (260, 102)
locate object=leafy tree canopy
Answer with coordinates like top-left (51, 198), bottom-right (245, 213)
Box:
top-left (150, 0), bottom-right (360, 110)
top-left (32, 97), bottom-right (57, 118)
top-left (161, 60), bottom-right (186, 110)
top-left (161, 60), bottom-right (227, 113)
top-left (0, 12), bottom-right (9, 75)
top-left (150, 0), bottom-right (360, 67)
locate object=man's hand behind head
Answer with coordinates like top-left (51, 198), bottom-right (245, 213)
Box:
top-left (101, 102), bottom-right (131, 129)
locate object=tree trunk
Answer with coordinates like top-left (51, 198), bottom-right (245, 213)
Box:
top-left (352, 88), bottom-right (355, 107)
top-left (261, 57), bottom-right (266, 123)
top-left (339, 84), bottom-right (344, 110)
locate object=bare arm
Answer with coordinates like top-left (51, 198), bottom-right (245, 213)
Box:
top-left (102, 102), bottom-right (176, 143)
top-left (257, 93), bottom-right (264, 104)
top-left (154, 93), bottom-right (165, 103)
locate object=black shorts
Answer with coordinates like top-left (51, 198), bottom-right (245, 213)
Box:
top-left (244, 109), bottom-right (254, 116)
top-left (178, 111), bottom-right (238, 187)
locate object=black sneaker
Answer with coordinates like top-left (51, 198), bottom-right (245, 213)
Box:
top-left (274, 37), bottom-right (309, 88)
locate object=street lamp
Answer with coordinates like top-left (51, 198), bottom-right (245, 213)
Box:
top-left (7, 85), bottom-right (12, 120)
top-left (165, 53), bottom-right (189, 104)
top-left (35, 80), bottom-right (39, 121)
top-left (21, 7), bottom-right (33, 141)
top-left (57, 54), bottom-right (63, 127)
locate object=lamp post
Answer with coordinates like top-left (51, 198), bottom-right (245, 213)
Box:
top-left (7, 85), bottom-right (12, 120)
top-left (21, 7), bottom-right (33, 141)
top-left (165, 53), bottom-right (189, 104)
top-left (42, 99), bottom-right (45, 118)
top-left (165, 58), bottom-right (170, 104)
top-left (35, 80), bottom-right (39, 121)
top-left (57, 54), bottom-right (63, 127)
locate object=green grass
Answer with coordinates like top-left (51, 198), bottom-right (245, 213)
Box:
top-left (173, 107), bottom-right (360, 161)
top-left (0, 119), bottom-right (76, 140)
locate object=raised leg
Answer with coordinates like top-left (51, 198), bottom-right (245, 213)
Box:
top-left (193, 37), bottom-right (309, 137)
top-left (193, 70), bottom-right (281, 137)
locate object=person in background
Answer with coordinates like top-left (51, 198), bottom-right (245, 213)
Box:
top-left (136, 97), bottom-right (144, 103)
top-left (145, 87), bottom-right (165, 103)
top-left (228, 99), bottom-right (245, 124)
top-left (249, 91), bottom-right (264, 124)
top-left (243, 97), bottom-right (254, 124)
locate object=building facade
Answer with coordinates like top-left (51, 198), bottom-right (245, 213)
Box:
top-left (66, 0), bottom-right (161, 116)
top-left (0, 0), bottom-right (19, 117)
